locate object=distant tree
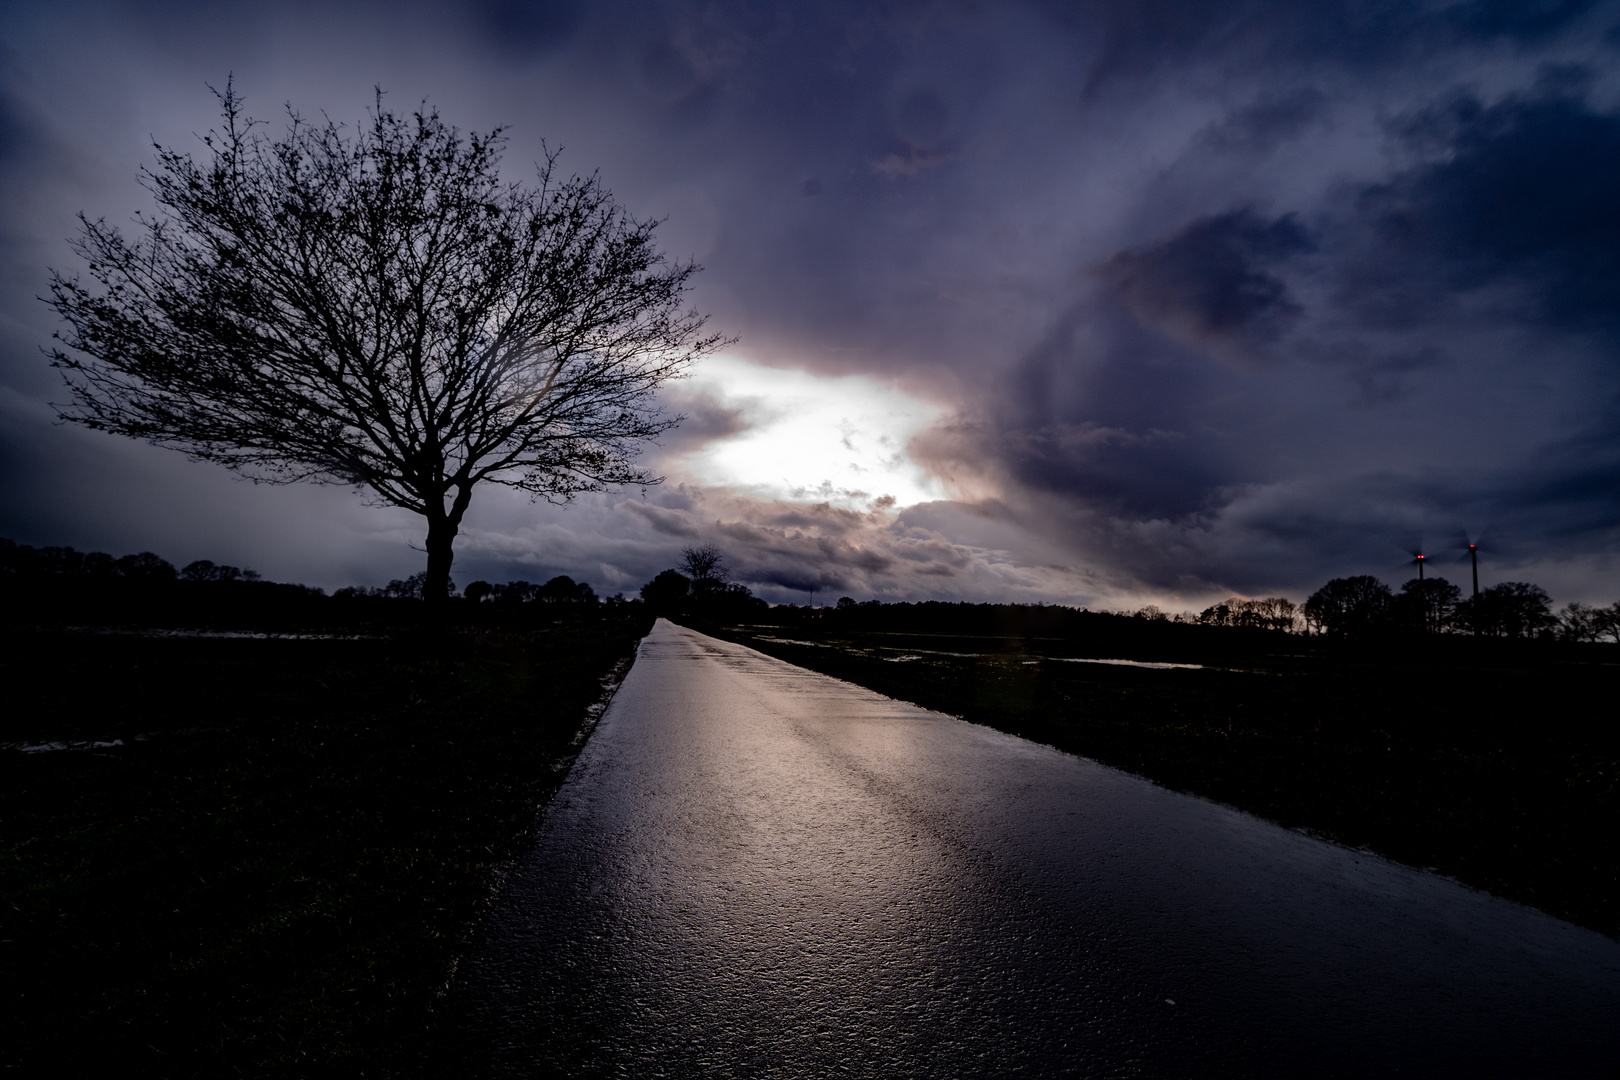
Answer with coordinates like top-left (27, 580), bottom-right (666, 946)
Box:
top-left (1134, 604), bottom-right (1169, 621)
top-left (640, 569), bottom-right (690, 612)
top-left (494, 580), bottom-right (536, 604)
top-left (464, 580), bottom-right (493, 604)
top-left (1459, 582), bottom-right (1555, 639)
top-left (1255, 596), bottom-right (1300, 632)
top-left (381, 571), bottom-right (455, 600)
top-left (540, 575), bottom-right (597, 604)
top-left (47, 86), bottom-right (727, 606)
top-left (38, 546), bottom-right (86, 575)
top-left (1233, 601), bottom-right (1268, 629)
top-left (710, 581), bottom-right (768, 619)
top-left (115, 552), bottom-right (177, 581)
top-left (1556, 602), bottom-right (1602, 643)
top-left (1199, 597), bottom-right (1297, 631)
top-left (81, 552), bottom-right (119, 576)
top-left (1303, 576), bottom-right (1392, 637)
top-left (837, 596), bottom-right (858, 610)
top-left (1394, 576), bottom-right (1461, 634)
top-left (678, 545), bottom-right (729, 596)
top-left (180, 559), bottom-right (249, 582)
top-left (1596, 601), bottom-right (1620, 645)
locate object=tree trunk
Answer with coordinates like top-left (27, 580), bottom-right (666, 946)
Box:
top-left (423, 485), bottom-right (473, 606)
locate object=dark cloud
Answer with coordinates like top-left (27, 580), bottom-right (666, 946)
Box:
top-left (1447, 0), bottom-right (1603, 41)
top-left (477, 0), bottom-right (583, 61)
top-left (1200, 88), bottom-right (1329, 156)
top-left (1354, 87), bottom-right (1620, 330)
top-left (1099, 209), bottom-right (1314, 358)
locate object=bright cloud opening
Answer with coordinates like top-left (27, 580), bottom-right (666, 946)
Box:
top-left (676, 354), bottom-right (947, 511)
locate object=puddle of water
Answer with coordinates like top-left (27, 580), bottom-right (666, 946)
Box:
top-left (58, 627), bottom-right (379, 640)
top-left (753, 634), bottom-right (1207, 670)
top-left (1049, 656), bottom-right (1205, 670)
top-left (10, 738), bottom-right (127, 754)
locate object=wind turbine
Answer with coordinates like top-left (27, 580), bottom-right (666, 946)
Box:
top-left (1399, 546), bottom-right (1432, 634)
top-left (1452, 530), bottom-right (1491, 636)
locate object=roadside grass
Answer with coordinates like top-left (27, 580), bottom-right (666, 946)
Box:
top-left (699, 622), bottom-right (1620, 938)
top-left (1, 610), bottom-right (651, 1076)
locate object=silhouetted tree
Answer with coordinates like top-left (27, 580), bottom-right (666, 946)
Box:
top-left (380, 571), bottom-right (454, 600)
top-left (81, 552), bottom-right (119, 576)
top-left (1458, 582), bottom-right (1555, 639)
top-left (708, 581), bottom-right (768, 619)
top-left (47, 86), bottom-right (727, 605)
top-left (640, 569), bottom-right (690, 613)
top-left (1596, 601), bottom-right (1620, 644)
top-left (1394, 576), bottom-right (1461, 634)
top-left (1303, 576), bottom-right (1392, 637)
top-left (678, 544), bottom-right (729, 597)
top-left (464, 580), bottom-right (493, 603)
top-left (180, 559), bottom-right (253, 583)
top-left (114, 552), bottom-right (177, 581)
top-left (540, 575), bottom-right (597, 604)
top-left (1556, 602), bottom-right (1603, 643)
top-left (494, 580), bottom-right (536, 604)
top-left (1196, 596), bottom-right (1297, 631)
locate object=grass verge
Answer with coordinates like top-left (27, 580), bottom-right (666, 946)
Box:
top-left (1, 610), bottom-right (652, 1076)
top-left (698, 621), bottom-right (1619, 938)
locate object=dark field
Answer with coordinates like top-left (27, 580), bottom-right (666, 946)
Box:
top-left (699, 620), bottom-right (1620, 938)
top-left (1, 610), bottom-right (652, 1076)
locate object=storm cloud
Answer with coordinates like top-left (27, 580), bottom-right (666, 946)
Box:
top-left (2, 0), bottom-right (1618, 608)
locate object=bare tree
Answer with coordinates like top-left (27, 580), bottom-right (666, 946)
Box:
top-left (1597, 601), bottom-right (1620, 645)
top-left (678, 544), bottom-right (728, 590)
top-left (47, 86), bottom-right (726, 602)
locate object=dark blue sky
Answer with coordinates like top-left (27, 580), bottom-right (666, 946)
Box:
top-left (2, 0), bottom-right (1618, 607)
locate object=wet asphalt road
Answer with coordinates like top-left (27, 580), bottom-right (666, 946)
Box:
top-left (437, 620), bottom-right (1620, 1078)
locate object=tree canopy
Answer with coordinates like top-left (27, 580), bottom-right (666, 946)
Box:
top-left (47, 86), bottom-right (725, 600)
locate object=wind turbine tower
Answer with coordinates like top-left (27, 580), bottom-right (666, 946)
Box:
top-left (1415, 553), bottom-right (1427, 633)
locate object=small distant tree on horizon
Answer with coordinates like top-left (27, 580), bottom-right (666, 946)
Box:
top-left (640, 569), bottom-right (690, 613)
top-left (1303, 576), bottom-right (1393, 637)
top-left (678, 545), bottom-right (729, 594)
top-left (47, 85), bottom-right (727, 604)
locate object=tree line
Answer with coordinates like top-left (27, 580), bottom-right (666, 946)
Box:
top-left (1127, 575), bottom-right (1619, 642)
top-left (0, 537), bottom-right (626, 611)
top-left (10, 534), bottom-right (1616, 644)
top-left (2, 537), bottom-right (265, 586)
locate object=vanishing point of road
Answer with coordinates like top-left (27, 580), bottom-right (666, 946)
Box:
top-left (437, 620), bottom-right (1620, 1078)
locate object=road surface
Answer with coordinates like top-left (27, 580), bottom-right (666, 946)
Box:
top-left (436, 620), bottom-right (1620, 1077)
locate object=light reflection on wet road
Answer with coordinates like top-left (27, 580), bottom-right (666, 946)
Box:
top-left (438, 620), bottom-right (1620, 1077)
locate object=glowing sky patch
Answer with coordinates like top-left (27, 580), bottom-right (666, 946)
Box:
top-left (678, 355), bottom-right (947, 511)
